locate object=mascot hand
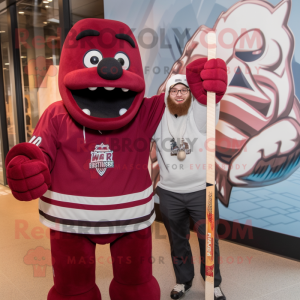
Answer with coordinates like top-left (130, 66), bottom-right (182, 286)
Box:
top-left (186, 58), bottom-right (227, 105)
top-left (5, 143), bottom-right (51, 201)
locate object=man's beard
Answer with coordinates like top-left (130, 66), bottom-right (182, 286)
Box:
top-left (167, 93), bottom-right (192, 116)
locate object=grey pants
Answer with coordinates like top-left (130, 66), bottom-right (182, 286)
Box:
top-left (157, 186), bottom-right (222, 287)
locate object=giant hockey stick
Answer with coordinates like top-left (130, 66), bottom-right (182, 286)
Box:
top-left (205, 31), bottom-right (216, 300)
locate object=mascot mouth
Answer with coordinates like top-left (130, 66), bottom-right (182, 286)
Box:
top-left (71, 87), bottom-right (138, 118)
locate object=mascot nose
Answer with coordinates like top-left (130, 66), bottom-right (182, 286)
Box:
top-left (97, 57), bottom-right (123, 80)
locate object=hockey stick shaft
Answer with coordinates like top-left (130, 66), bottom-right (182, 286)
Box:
top-left (205, 31), bottom-right (216, 300)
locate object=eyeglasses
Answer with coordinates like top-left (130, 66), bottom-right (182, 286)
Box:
top-left (170, 88), bottom-right (190, 95)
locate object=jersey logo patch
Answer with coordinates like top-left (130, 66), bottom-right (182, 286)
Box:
top-left (89, 143), bottom-right (114, 176)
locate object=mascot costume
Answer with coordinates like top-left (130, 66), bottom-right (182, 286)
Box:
top-left (5, 19), bottom-right (227, 299)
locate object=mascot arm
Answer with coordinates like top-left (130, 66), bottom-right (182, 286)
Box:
top-left (5, 103), bottom-right (61, 201)
top-left (186, 58), bottom-right (227, 105)
top-left (140, 92), bottom-right (165, 138)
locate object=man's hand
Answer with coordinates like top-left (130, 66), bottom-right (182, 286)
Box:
top-left (186, 58), bottom-right (227, 105)
top-left (5, 143), bottom-right (51, 201)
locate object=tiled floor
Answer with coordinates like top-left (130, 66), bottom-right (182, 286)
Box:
top-left (1, 186), bottom-right (300, 300)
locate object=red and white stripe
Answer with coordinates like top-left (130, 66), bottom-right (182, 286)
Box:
top-left (38, 186), bottom-right (155, 234)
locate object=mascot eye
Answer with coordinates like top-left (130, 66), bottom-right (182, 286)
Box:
top-left (235, 49), bottom-right (264, 62)
top-left (114, 52), bottom-right (130, 70)
top-left (83, 50), bottom-right (103, 68)
top-left (234, 29), bottom-right (265, 63)
top-left (118, 58), bottom-right (124, 65)
top-left (90, 56), bottom-right (99, 65)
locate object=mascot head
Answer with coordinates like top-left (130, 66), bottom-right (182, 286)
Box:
top-left (59, 18), bottom-right (145, 130)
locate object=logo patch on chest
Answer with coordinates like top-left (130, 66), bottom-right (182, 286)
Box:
top-left (89, 143), bottom-right (114, 176)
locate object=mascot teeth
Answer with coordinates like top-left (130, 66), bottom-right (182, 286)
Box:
top-left (88, 87), bottom-right (97, 91)
top-left (122, 88), bottom-right (129, 92)
top-left (82, 108), bottom-right (91, 115)
top-left (119, 108), bottom-right (127, 116)
top-left (104, 87), bottom-right (115, 91)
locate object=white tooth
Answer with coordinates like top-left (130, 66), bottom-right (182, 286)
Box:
top-left (119, 108), bottom-right (127, 116)
top-left (82, 109), bottom-right (91, 116)
top-left (104, 87), bottom-right (115, 91)
top-left (220, 186), bottom-right (224, 196)
top-left (122, 88), bottom-right (129, 92)
top-left (88, 87), bottom-right (97, 91)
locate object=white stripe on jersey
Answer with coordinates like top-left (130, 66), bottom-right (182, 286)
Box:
top-left (43, 185), bottom-right (153, 205)
top-left (39, 197), bottom-right (154, 222)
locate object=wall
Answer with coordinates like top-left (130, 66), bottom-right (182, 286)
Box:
top-left (105, 0), bottom-right (300, 240)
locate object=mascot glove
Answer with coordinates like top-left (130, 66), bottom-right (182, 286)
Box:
top-left (5, 143), bottom-right (51, 201)
top-left (186, 58), bottom-right (227, 105)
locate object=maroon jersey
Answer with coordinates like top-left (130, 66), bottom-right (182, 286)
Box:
top-left (29, 95), bottom-right (164, 234)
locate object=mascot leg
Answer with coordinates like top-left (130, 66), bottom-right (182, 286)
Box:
top-left (47, 230), bottom-right (101, 300)
top-left (109, 227), bottom-right (160, 300)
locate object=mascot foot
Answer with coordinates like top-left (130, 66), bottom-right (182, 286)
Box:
top-left (109, 276), bottom-right (160, 300)
top-left (47, 284), bottom-right (101, 300)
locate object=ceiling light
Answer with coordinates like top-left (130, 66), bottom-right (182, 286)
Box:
top-left (5, 63), bottom-right (9, 65)
top-left (19, 11), bottom-right (24, 14)
top-left (43, 22), bottom-right (48, 24)
top-left (43, 0), bottom-right (49, 3)
top-left (45, 5), bottom-right (49, 8)
top-left (0, 31), bottom-right (5, 33)
top-left (21, 56), bottom-right (27, 58)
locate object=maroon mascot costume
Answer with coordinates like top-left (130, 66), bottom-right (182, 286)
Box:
top-left (5, 19), bottom-right (227, 299)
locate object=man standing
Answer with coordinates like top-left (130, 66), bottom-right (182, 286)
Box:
top-left (153, 58), bottom-right (227, 300)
